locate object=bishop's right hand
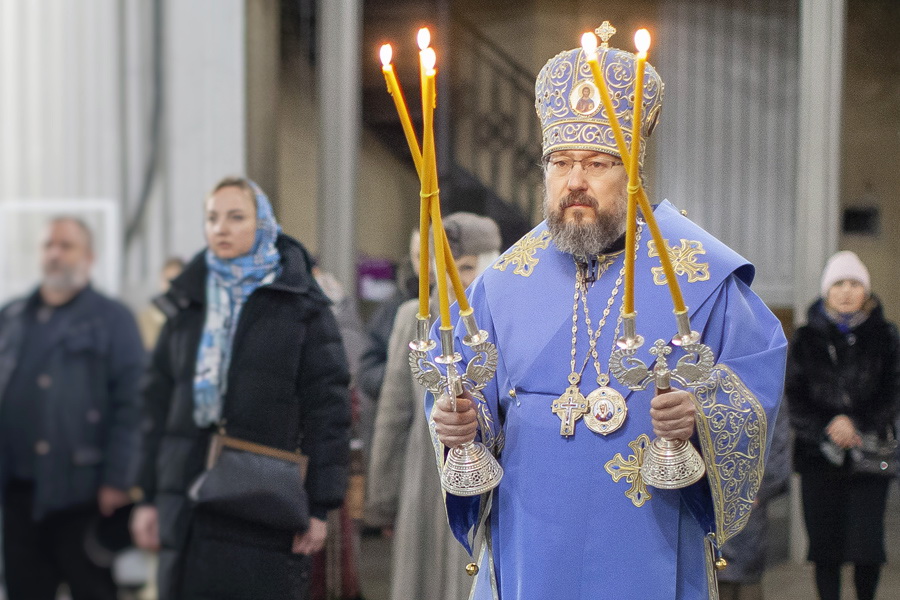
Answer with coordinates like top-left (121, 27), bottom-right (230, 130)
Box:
top-left (432, 391), bottom-right (478, 447)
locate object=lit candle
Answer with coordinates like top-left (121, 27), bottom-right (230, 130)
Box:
top-left (629, 29), bottom-right (649, 187)
top-left (633, 30), bottom-right (686, 314)
top-left (583, 30), bottom-right (686, 315)
top-left (420, 46), bottom-right (452, 327)
top-left (624, 29), bottom-right (650, 316)
top-left (582, 32), bottom-right (631, 165)
top-left (380, 44), bottom-right (422, 177)
top-left (379, 29), bottom-right (472, 322)
top-left (417, 28), bottom-right (432, 154)
top-left (418, 44), bottom-right (438, 321)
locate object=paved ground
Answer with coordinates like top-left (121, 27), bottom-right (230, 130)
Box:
top-left (358, 484), bottom-right (900, 600)
top-left (2, 486), bottom-right (896, 599)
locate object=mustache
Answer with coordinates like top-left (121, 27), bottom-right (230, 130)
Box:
top-left (558, 192), bottom-right (599, 211)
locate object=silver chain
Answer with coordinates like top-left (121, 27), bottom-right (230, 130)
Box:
top-left (581, 222), bottom-right (644, 384)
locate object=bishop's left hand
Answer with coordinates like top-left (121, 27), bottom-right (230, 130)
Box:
top-left (649, 389), bottom-right (697, 440)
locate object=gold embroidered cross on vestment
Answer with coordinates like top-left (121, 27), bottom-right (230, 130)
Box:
top-left (647, 239), bottom-right (710, 285)
top-left (605, 434), bottom-right (653, 507)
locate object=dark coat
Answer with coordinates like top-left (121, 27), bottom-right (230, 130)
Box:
top-left (786, 298), bottom-right (900, 473)
top-left (357, 265), bottom-right (418, 400)
top-left (139, 234), bottom-right (351, 599)
top-left (786, 297), bottom-right (900, 565)
top-left (0, 287), bottom-right (145, 518)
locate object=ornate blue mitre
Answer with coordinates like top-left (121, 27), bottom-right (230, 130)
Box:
top-left (535, 22), bottom-right (664, 166)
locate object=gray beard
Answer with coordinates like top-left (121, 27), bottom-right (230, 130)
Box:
top-left (42, 265), bottom-right (88, 293)
top-left (544, 190), bottom-right (627, 259)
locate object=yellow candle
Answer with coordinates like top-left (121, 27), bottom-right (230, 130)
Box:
top-left (629, 30), bottom-right (649, 186)
top-left (442, 232), bottom-right (472, 312)
top-left (582, 33), bottom-right (631, 167)
top-left (624, 30), bottom-right (648, 315)
top-left (380, 44), bottom-right (422, 178)
top-left (417, 28), bottom-right (431, 158)
top-left (635, 190), bottom-right (686, 312)
top-left (583, 31), bottom-right (686, 314)
top-left (417, 194), bottom-right (431, 320)
top-left (420, 47), bottom-right (451, 327)
top-left (623, 199), bottom-right (637, 314)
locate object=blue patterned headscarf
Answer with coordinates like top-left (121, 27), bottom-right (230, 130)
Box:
top-left (193, 180), bottom-right (282, 427)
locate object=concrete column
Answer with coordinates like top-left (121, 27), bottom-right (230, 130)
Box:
top-left (246, 0), bottom-right (281, 200)
top-left (317, 0), bottom-right (361, 292)
top-left (789, 0), bottom-right (847, 563)
top-left (793, 0), bottom-right (846, 321)
top-left (163, 0), bottom-right (247, 262)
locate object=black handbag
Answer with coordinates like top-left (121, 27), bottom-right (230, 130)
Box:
top-left (849, 432), bottom-right (898, 478)
top-left (188, 432), bottom-right (310, 532)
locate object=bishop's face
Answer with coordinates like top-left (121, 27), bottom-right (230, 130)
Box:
top-left (543, 150), bottom-right (628, 258)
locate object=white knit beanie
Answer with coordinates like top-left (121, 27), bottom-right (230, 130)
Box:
top-left (820, 250), bottom-right (870, 298)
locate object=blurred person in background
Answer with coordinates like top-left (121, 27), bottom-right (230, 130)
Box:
top-left (130, 177), bottom-right (351, 600)
top-left (717, 410), bottom-right (791, 600)
top-left (137, 257), bottom-right (185, 350)
top-left (310, 259), bottom-right (366, 600)
top-left (357, 230), bottom-right (421, 404)
top-left (365, 212), bottom-right (501, 600)
top-left (786, 250), bottom-right (900, 600)
top-left (0, 216), bottom-right (145, 600)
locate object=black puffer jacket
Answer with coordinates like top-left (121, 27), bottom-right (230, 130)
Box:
top-left (786, 297), bottom-right (900, 472)
top-left (138, 234), bottom-right (351, 597)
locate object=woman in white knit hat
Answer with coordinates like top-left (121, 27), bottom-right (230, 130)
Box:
top-left (786, 250), bottom-right (900, 600)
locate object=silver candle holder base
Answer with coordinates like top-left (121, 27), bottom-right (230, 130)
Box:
top-left (640, 437), bottom-right (706, 489)
top-left (409, 316), bottom-right (503, 496)
top-left (609, 313), bottom-right (712, 490)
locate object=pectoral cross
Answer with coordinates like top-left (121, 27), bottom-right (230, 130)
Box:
top-left (552, 385), bottom-right (588, 437)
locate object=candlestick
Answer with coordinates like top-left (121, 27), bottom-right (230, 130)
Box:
top-left (385, 30), bottom-right (503, 497)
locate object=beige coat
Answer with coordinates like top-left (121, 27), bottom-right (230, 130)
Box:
top-left (365, 298), bottom-right (473, 600)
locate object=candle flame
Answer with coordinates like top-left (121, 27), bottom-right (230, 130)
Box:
top-left (581, 32), bottom-right (598, 55)
top-left (380, 44), bottom-right (393, 67)
top-left (417, 27), bottom-right (431, 50)
top-left (635, 29), bottom-right (651, 54)
top-left (422, 47), bottom-right (436, 72)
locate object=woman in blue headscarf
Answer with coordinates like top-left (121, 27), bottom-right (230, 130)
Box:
top-left (132, 177), bottom-right (351, 600)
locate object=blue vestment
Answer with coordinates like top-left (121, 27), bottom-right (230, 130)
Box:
top-left (425, 201), bottom-right (787, 600)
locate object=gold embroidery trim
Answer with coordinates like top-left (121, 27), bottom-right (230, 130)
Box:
top-left (647, 239), bottom-right (710, 285)
top-left (493, 230), bottom-right (551, 277)
top-left (605, 434), bottom-right (652, 507)
top-left (693, 365), bottom-right (768, 546)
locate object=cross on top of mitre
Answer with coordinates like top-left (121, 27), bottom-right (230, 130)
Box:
top-left (595, 21), bottom-right (616, 48)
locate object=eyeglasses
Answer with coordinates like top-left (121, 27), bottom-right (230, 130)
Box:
top-left (544, 155), bottom-right (624, 178)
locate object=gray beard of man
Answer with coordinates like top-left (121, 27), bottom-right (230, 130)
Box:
top-left (545, 190), bottom-right (627, 259)
top-left (42, 261), bottom-right (89, 294)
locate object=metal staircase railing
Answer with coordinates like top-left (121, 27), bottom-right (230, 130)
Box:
top-left (447, 13), bottom-right (544, 224)
top-left (285, 0), bottom-right (543, 230)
